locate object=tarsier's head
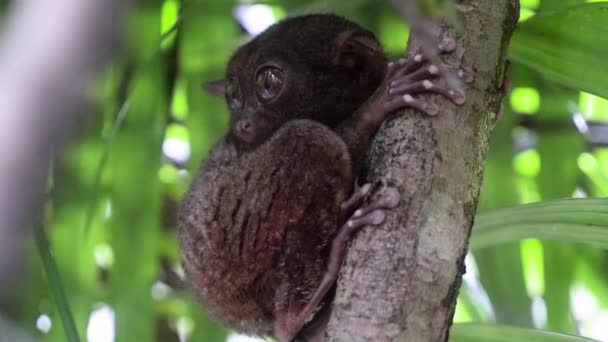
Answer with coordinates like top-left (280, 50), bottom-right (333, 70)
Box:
top-left (205, 14), bottom-right (387, 150)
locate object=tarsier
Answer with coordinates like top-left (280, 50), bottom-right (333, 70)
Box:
top-left (179, 14), bottom-right (469, 342)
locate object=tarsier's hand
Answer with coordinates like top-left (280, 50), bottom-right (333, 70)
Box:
top-left (360, 36), bottom-right (474, 128)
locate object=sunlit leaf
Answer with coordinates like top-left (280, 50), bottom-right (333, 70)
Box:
top-left (510, 87), bottom-right (540, 114)
top-left (471, 198), bottom-right (608, 250)
top-left (451, 323), bottom-right (598, 342)
top-left (475, 116), bottom-right (533, 327)
top-left (509, 3), bottom-right (608, 99)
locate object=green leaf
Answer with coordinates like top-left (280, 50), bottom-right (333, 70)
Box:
top-left (509, 3), bottom-right (608, 99)
top-left (536, 130), bottom-right (583, 333)
top-left (34, 225), bottom-right (81, 342)
top-left (471, 198), bottom-right (608, 250)
top-left (474, 116), bottom-right (533, 327)
top-left (451, 323), bottom-right (598, 342)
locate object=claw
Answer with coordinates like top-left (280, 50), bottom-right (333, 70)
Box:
top-left (383, 94), bottom-right (437, 115)
top-left (340, 180), bottom-right (372, 216)
top-left (458, 66), bottom-right (475, 83)
top-left (389, 64), bottom-right (439, 88)
top-left (352, 187), bottom-right (401, 219)
top-left (390, 79), bottom-right (464, 105)
top-left (348, 210), bottom-right (385, 227)
top-left (449, 89), bottom-right (466, 105)
top-left (424, 103), bottom-right (440, 116)
top-left (438, 35), bottom-right (456, 53)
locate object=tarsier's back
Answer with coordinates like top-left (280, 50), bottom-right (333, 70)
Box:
top-left (179, 120), bottom-right (352, 335)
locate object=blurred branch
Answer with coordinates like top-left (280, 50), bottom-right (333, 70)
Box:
top-left (0, 315), bottom-right (36, 342)
top-left (83, 15), bottom-right (184, 235)
top-left (82, 101), bottom-right (129, 235)
top-left (0, 0), bottom-right (130, 299)
top-left (390, 0), bottom-right (462, 89)
top-left (390, 0), bottom-right (444, 54)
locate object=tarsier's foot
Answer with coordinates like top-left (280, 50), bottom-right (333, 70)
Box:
top-left (350, 187), bottom-right (400, 222)
top-left (274, 187), bottom-right (401, 342)
top-left (340, 179), bottom-right (372, 220)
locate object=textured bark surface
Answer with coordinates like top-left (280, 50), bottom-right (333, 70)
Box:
top-left (325, 1), bottom-right (519, 341)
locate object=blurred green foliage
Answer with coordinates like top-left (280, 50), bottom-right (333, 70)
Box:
top-left (2, 0), bottom-right (608, 341)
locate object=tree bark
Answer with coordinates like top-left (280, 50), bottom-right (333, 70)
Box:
top-left (325, 1), bottom-right (519, 341)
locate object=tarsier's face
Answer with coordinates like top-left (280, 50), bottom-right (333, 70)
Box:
top-left (224, 62), bottom-right (289, 149)
top-left (208, 15), bottom-right (386, 151)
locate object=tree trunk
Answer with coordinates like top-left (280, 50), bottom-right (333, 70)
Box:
top-left (325, 1), bottom-right (520, 341)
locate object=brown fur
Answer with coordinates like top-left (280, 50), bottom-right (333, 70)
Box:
top-left (180, 120), bottom-right (352, 335)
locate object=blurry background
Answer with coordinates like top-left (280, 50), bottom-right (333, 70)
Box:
top-left (1, 0), bottom-right (608, 341)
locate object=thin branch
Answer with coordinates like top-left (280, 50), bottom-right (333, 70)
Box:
top-left (82, 101), bottom-right (129, 235)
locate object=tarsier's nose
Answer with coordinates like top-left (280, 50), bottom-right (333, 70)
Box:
top-left (235, 119), bottom-right (257, 144)
top-left (236, 119), bottom-right (253, 135)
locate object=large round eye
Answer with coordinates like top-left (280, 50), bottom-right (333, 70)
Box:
top-left (226, 79), bottom-right (243, 109)
top-left (255, 67), bottom-right (284, 101)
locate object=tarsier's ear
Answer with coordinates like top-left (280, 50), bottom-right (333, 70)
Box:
top-left (332, 29), bottom-right (383, 68)
top-left (203, 79), bottom-right (227, 97)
